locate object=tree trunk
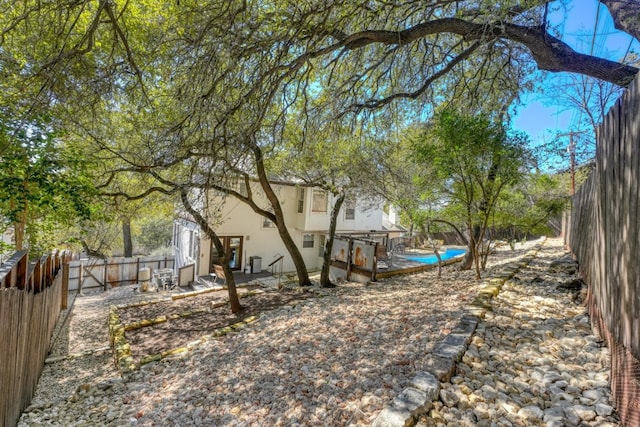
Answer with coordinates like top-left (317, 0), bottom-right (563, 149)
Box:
top-left (210, 232), bottom-right (243, 312)
top-left (274, 220), bottom-right (312, 286)
top-left (80, 240), bottom-right (107, 260)
top-left (460, 230), bottom-right (475, 271)
top-left (14, 218), bottom-right (25, 251)
top-left (12, 197), bottom-right (27, 251)
top-left (460, 223), bottom-right (481, 279)
top-left (433, 246), bottom-right (442, 279)
top-left (320, 192), bottom-right (345, 287)
top-left (251, 143), bottom-right (312, 286)
top-left (180, 191), bottom-right (243, 313)
top-left (122, 217), bottom-right (133, 257)
top-left (601, 0), bottom-right (640, 41)
top-left (460, 249), bottom-right (473, 270)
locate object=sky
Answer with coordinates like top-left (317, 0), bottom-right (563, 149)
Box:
top-left (511, 0), bottom-right (639, 165)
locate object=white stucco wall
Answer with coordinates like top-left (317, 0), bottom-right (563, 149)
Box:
top-left (195, 182), bottom-right (385, 274)
top-left (202, 189), bottom-right (321, 273)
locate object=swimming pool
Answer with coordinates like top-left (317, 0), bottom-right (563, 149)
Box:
top-left (401, 248), bottom-right (466, 264)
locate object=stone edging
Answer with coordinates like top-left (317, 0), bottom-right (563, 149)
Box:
top-left (371, 238), bottom-right (546, 427)
top-left (108, 289), bottom-right (261, 375)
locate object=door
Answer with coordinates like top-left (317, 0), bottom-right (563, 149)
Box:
top-left (210, 236), bottom-right (244, 271)
top-left (226, 237), bottom-right (243, 270)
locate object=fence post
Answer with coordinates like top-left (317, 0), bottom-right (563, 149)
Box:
top-left (61, 263), bottom-right (69, 310)
top-left (346, 238), bottom-right (354, 282)
top-left (32, 259), bottom-right (42, 293)
top-left (78, 261), bottom-right (84, 294)
top-left (16, 252), bottom-right (28, 290)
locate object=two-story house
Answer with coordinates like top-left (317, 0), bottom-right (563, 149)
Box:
top-left (173, 181), bottom-right (385, 278)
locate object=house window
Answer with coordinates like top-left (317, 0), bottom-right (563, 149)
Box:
top-left (187, 230), bottom-right (197, 259)
top-left (230, 176), bottom-right (248, 197)
top-left (172, 222), bottom-right (179, 247)
top-left (345, 198), bottom-right (356, 220)
top-left (303, 234), bottom-right (315, 248)
top-left (318, 234), bottom-right (326, 257)
top-left (262, 216), bottom-right (276, 228)
top-left (312, 189), bottom-right (327, 213)
top-left (297, 187), bottom-right (305, 213)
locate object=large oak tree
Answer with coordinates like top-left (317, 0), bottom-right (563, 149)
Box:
top-left (0, 1), bottom-right (637, 118)
top-left (0, 0), bottom-right (638, 285)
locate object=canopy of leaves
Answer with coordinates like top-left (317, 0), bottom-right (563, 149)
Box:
top-left (0, 112), bottom-right (98, 252)
top-left (491, 172), bottom-right (567, 239)
top-left (0, 0), bottom-right (637, 258)
top-left (414, 110), bottom-right (532, 214)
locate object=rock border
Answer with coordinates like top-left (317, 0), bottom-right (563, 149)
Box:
top-left (371, 238), bottom-right (546, 427)
top-left (108, 289), bottom-right (261, 374)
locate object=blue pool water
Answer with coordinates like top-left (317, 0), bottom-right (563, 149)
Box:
top-left (401, 248), bottom-right (466, 264)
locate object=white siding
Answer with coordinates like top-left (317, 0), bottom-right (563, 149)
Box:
top-left (199, 183), bottom-right (385, 273)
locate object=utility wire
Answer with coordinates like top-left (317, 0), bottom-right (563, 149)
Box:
top-left (590, 1), bottom-right (601, 56)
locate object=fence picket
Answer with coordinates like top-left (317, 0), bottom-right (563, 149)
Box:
top-left (67, 255), bottom-right (175, 291)
top-left (568, 74), bottom-right (640, 426)
top-left (0, 251), bottom-right (68, 427)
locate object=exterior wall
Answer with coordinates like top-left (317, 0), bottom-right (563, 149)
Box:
top-left (205, 184), bottom-right (327, 272)
top-left (294, 189), bottom-right (383, 233)
top-left (200, 202), bottom-right (296, 273)
top-left (175, 182), bottom-right (386, 275)
top-left (339, 199), bottom-right (384, 232)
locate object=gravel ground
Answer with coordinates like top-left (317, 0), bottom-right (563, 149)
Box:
top-left (19, 239), bottom-right (570, 426)
top-left (417, 239), bottom-right (619, 427)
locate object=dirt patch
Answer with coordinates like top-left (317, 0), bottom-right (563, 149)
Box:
top-left (118, 287), bottom-right (315, 360)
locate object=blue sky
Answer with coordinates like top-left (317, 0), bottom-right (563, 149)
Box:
top-left (512, 0), bottom-right (638, 160)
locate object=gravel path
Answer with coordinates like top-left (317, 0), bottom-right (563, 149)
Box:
top-left (18, 239), bottom-right (618, 426)
top-left (417, 239), bottom-right (619, 427)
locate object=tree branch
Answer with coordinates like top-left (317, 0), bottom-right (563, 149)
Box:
top-left (344, 40), bottom-right (482, 113)
top-left (329, 17), bottom-right (638, 87)
top-left (601, 0), bottom-right (640, 41)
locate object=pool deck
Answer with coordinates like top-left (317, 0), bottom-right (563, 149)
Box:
top-left (374, 248), bottom-right (466, 280)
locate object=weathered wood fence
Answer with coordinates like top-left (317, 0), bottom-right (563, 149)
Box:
top-left (0, 250), bottom-right (70, 427)
top-left (68, 255), bottom-right (175, 291)
top-left (567, 74), bottom-right (640, 426)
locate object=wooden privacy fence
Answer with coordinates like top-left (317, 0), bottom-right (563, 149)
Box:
top-left (567, 74), bottom-right (640, 426)
top-left (0, 250), bottom-right (70, 427)
top-left (68, 255), bottom-right (175, 291)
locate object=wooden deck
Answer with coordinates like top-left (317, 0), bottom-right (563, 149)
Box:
top-left (192, 269), bottom-right (274, 290)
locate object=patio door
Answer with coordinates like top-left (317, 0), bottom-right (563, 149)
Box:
top-left (211, 236), bottom-right (243, 271)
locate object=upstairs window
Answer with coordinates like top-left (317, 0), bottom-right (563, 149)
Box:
top-left (312, 189), bottom-right (327, 213)
top-left (262, 216), bottom-right (276, 228)
top-left (345, 198), bottom-right (356, 220)
top-left (261, 207), bottom-right (277, 228)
